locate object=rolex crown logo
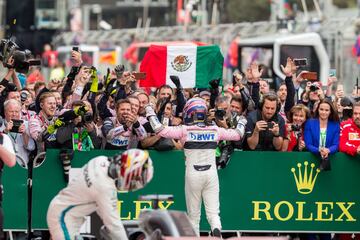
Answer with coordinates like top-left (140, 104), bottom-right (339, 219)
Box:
top-left (291, 161), bottom-right (320, 195)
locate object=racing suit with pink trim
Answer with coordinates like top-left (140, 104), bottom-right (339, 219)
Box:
top-left (157, 124), bottom-right (245, 234)
top-left (102, 116), bottom-right (148, 149)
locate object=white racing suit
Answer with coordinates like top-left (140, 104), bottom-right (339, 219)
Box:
top-left (47, 156), bottom-right (128, 240)
top-left (157, 123), bottom-right (246, 235)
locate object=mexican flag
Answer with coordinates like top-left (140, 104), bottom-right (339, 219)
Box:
top-left (139, 44), bottom-right (224, 88)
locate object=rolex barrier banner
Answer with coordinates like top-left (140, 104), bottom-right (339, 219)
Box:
top-left (4, 150), bottom-right (360, 232)
top-left (3, 163), bottom-right (27, 230)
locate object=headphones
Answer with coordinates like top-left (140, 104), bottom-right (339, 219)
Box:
top-left (258, 92), bottom-right (281, 115)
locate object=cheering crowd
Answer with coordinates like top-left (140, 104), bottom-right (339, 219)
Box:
top-left (1, 47), bottom-right (360, 239)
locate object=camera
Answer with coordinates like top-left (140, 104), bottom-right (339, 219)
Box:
top-left (0, 38), bottom-right (41, 74)
top-left (215, 109), bottom-right (226, 120)
top-left (309, 83), bottom-right (319, 92)
top-left (82, 112), bottom-right (93, 124)
top-left (20, 91), bottom-right (28, 102)
top-left (291, 124), bottom-right (301, 132)
top-left (216, 142), bottom-right (234, 169)
top-left (267, 122), bottom-right (274, 129)
top-left (10, 119), bottom-right (24, 133)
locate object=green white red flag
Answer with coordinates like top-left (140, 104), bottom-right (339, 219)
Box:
top-left (140, 44), bottom-right (223, 88)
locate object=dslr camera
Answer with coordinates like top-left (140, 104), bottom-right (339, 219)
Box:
top-left (82, 112), bottom-right (93, 124)
top-left (215, 109), bottom-right (226, 121)
top-left (291, 124), bottom-right (301, 132)
top-left (0, 38), bottom-right (40, 74)
top-left (309, 83), bottom-right (320, 92)
top-left (267, 122), bottom-right (274, 129)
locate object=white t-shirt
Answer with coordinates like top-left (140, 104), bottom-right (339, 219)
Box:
top-left (2, 134), bottom-right (15, 155)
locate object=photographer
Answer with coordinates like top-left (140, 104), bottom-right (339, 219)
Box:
top-left (297, 75), bottom-right (334, 115)
top-left (212, 95), bottom-right (231, 129)
top-left (20, 88), bottom-right (36, 121)
top-left (281, 104), bottom-right (310, 152)
top-left (102, 99), bottom-right (147, 150)
top-left (29, 92), bottom-right (60, 150)
top-left (215, 96), bottom-right (247, 168)
top-left (0, 56), bottom-right (22, 90)
top-left (0, 64), bottom-right (19, 117)
top-left (1, 99), bottom-right (35, 167)
top-left (56, 101), bottom-right (101, 150)
top-left (245, 92), bottom-right (285, 151)
top-left (299, 81), bottom-right (325, 117)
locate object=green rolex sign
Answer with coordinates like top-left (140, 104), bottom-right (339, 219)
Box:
top-left (3, 150), bottom-right (360, 233)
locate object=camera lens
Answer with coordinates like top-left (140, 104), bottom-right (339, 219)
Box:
top-left (20, 91), bottom-right (28, 102)
top-left (309, 85), bottom-right (318, 92)
top-left (215, 109), bottom-right (226, 120)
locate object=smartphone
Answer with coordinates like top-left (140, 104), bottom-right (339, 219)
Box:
top-left (133, 72), bottom-right (146, 80)
top-left (72, 46), bottom-right (79, 52)
top-left (293, 58), bottom-right (307, 67)
top-left (28, 59), bottom-right (41, 66)
top-left (10, 119), bottom-right (24, 133)
top-left (329, 69), bottom-right (336, 77)
top-left (301, 72), bottom-right (318, 81)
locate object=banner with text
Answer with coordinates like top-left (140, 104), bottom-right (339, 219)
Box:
top-left (4, 150), bottom-right (360, 232)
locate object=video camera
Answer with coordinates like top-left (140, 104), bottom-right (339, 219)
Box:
top-left (0, 38), bottom-right (41, 74)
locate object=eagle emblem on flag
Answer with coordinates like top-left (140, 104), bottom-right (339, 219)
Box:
top-left (171, 55), bottom-right (192, 72)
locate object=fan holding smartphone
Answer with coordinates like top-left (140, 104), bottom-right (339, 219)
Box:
top-left (2, 99), bottom-right (36, 167)
top-left (71, 46), bottom-right (82, 66)
top-left (3, 101), bottom-right (26, 134)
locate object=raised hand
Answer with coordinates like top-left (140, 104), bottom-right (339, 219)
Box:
top-left (250, 62), bottom-right (263, 80)
top-left (71, 50), bottom-right (82, 66)
top-left (170, 75), bottom-right (181, 89)
top-left (281, 57), bottom-right (297, 77)
top-left (209, 78), bottom-right (220, 90)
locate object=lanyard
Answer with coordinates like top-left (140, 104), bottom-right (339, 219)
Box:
top-left (320, 129), bottom-right (326, 147)
top-left (72, 128), bottom-right (81, 150)
top-left (72, 128), bottom-right (94, 151)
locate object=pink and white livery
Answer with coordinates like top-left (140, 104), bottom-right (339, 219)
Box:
top-left (146, 98), bottom-right (247, 237)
